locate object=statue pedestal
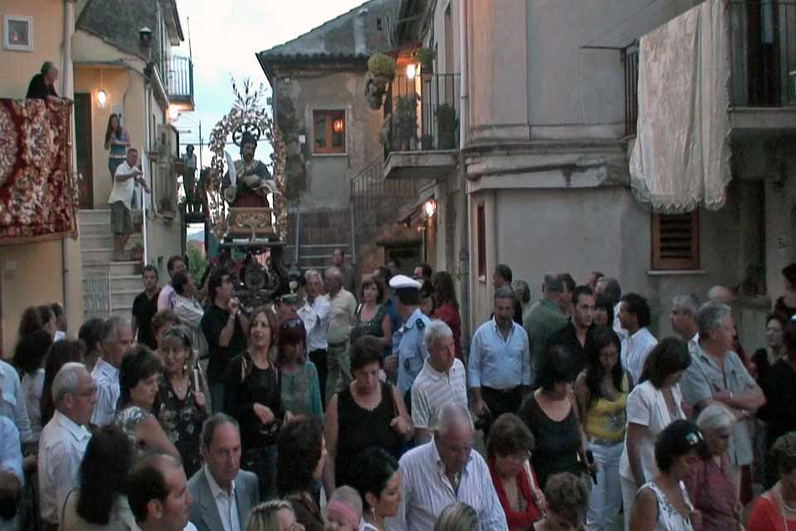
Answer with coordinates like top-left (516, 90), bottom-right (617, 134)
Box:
top-left (228, 207), bottom-right (276, 239)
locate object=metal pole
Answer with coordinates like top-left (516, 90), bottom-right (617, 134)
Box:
top-left (198, 121), bottom-right (203, 169)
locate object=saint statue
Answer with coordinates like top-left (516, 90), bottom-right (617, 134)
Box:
top-left (222, 131), bottom-right (274, 208)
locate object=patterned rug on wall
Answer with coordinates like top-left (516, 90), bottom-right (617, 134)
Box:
top-left (0, 98), bottom-right (78, 245)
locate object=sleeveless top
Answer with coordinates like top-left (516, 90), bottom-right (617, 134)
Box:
top-left (109, 130), bottom-right (128, 159)
top-left (585, 374), bottom-right (628, 442)
top-left (351, 304), bottom-right (389, 343)
top-left (114, 406), bottom-right (149, 456)
top-left (641, 481), bottom-right (695, 531)
top-left (519, 395), bottom-right (582, 490)
top-left (336, 382), bottom-right (404, 487)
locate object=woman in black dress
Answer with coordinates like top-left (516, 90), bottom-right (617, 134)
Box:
top-left (519, 345), bottom-right (591, 490)
top-left (322, 335), bottom-right (413, 497)
top-left (224, 306), bottom-right (283, 501)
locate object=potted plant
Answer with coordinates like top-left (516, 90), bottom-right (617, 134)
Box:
top-left (365, 53), bottom-right (396, 110)
top-left (394, 95), bottom-right (418, 151)
top-left (435, 103), bottom-right (458, 149)
top-left (417, 47), bottom-right (435, 78)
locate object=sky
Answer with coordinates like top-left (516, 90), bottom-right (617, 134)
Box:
top-left (170, 0), bottom-right (368, 168)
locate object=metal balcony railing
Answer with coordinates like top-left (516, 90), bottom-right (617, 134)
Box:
top-left (383, 73), bottom-right (460, 155)
top-left (730, 1), bottom-right (796, 106)
top-left (167, 55), bottom-right (194, 103)
top-left (351, 157), bottom-right (417, 226)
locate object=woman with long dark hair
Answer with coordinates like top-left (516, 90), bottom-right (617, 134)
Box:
top-left (78, 317), bottom-right (105, 372)
top-left (574, 326), bottom-right (630, 531)
top-left (277, 318), bottom-right (322, 418)
top-left (61, 425), bottom-right (136, 530)
top-left (351, 447), bottom-right (402, 531)
top-left (431, 271), bottom-right (462, 360)
top-left (40, 339), bottom-right (85, 426)
top-left (104, 113), bottom-right (130, 181)
top-left (15, 330), bottom-right (53, 441)
top-left (277, 415), bottom-right (327, 531)
top-left (224, 305), bottom-right (284, 501)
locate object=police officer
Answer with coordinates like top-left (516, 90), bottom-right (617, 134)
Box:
top-left (387, 275), bottom-right (431, 412)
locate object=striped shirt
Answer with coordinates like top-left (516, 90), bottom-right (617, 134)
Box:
top-left (90, 358), bottom-right (120, 426)
top-left (386, 440), bottom-right (508, 531)
top-left (411, 359), bottom-right (468, 431)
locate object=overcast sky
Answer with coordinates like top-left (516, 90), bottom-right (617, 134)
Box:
top-left (171, 0), bottom-right (367, 166)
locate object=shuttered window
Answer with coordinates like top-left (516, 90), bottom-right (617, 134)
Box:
top-left (651, 212), bottom-right (700, 270)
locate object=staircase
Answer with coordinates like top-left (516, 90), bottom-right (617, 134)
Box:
top-left (284, 209), bottom-right (353, 270)
top-left (78, 209), bottom-right (144, 320)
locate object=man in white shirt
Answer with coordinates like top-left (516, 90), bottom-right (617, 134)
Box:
top-left (188, 414), bottom-right (258, 531)
top-left (670, 294), bottom-right (700, 355)
top-left (128, 454), bottom-right (196, 531)
top-left (411, 320), bottom-right (468, 445)
top-left (324, 266), bottom-right (357, 402)
top-left (0, 359), bottom-right (32, 443)
top-left (38, 363), bottom-right (96, 527)
top-left (388, 403), bottom-right (508, 531)
top-left (0, 409), bottom-right (23, 531)
top-left (91, 316), bottom-right (133, 426)
top-left (619, 293), bottom-right (658, 383)
top-left (109, 148), bottom-right (149, 261)
top-left (299, 269), bottom-right (331, 406)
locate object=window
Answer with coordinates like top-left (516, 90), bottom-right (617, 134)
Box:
top-left (477, 203), bottom-right (486, 278)
top-left (651, 211), bottom-right (700, 270)
top-left (3, 16), bottom-right (32, 52)
top-left (313, 110), bottom-right (346, 154)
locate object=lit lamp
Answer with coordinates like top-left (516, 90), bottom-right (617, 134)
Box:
top-left (168, 104), bottom-right (180, 121)
top-left (406, 64), bottom-right (417, 80)
top-left (97, 89), bottom-right (107, 108)
top-left (424, 199), bottom-right (436, 218)
top-left (333, 118), bottom-right (345, 134)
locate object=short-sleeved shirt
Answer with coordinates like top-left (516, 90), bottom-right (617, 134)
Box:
top-left (132, 289), bottom-right (160, 349)
top-left (201, 305), bottom-right (248, 384)
top-left (619, 380), bottom-right (685, 484)
top-left (396, 308), bottom-right (432, 396)
top-left (326, 289), bottom-right (356, 344)
top-left (411, 358), bottom-right (468, 430)
top-left (679, 345), bottom-right (756, 466)
top-left (108, 161), bottom-right (137, 207)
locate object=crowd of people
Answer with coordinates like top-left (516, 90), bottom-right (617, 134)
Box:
top-left (2, 254), bottom-right (796, 531)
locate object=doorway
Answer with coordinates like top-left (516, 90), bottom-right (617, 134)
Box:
top-left (74, 93), bottom-right (93, 209)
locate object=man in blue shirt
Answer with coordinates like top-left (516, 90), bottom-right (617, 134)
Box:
top-left (387, 275), bottom-right (431, 411)
top-left (469, 287), bottom-right (531, 435)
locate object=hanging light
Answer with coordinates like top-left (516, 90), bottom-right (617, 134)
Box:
top-left (406, 64), bottom-right (417, 80)
top-left (97, 89), bottom-right (107, 108)
top-left (424, 199), bottom-right (436, 218)
top-left (332, 118), bottom-right (345, 134)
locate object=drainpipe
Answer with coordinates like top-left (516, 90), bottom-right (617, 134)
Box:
top-left (459, 0), bottom-right (472, 342)
top-left (62, 0), bottom-right (76, 331)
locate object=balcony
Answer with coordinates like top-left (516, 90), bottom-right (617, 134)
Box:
top-left (728, 1), bottom-right (796, 133)
top-left (166, 55), bottom-right (195, 111)
top-left (382, 73), bottom-right (460, 180)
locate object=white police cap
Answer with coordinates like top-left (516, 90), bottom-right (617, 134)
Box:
top-left (389, 274), bottom-right (422, 291)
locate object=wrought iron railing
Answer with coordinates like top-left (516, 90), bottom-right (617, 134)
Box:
top-left (729, 1), bottom-right (796, 106)
top-left (624, 44), bottom-right (639, 136)
top-left (383, 72), bottom-right (460, 155)
top-left (167, 55), bottom-right (194, 102)
top-left (351, 157), bottom-right (417, 226)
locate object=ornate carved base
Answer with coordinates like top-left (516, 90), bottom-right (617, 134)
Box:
top-left (229, 207), bottom-right (276, 238)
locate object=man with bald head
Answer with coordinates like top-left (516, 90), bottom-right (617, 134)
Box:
top-left (128, 454), bottom-right (193, 531)
top-left (708, 285), bottom-right (736, 305)
top-left (38, 362), bottom-right (96, 527)
top-left (388, 403), bottom-right (508, 531)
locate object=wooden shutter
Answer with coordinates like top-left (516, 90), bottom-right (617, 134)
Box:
top-left (477, 203), bottom-right (486, 278)
top-left (651, 211), bottom-right (700, 270)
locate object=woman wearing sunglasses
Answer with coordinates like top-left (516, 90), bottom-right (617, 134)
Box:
top-left (629, 420), bottom-right (703, 531)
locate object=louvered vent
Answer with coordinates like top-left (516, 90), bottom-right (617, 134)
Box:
top-left (651, 212), bottom-right (700, 270)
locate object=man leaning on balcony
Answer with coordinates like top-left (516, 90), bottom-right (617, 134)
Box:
top-left (109, 148), bottom-right (149, 261)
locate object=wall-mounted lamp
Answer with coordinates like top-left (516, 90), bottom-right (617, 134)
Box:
top-left (424, 199), bottom-right (436, 218)
top-left (168, 104), bottom-right (180, 121)
top-left (97, 89), bottom-right (107, 108)
top-left (406, 64), bottom-right (417, 80)
top-left (333, 118), bottom-right (345, 134)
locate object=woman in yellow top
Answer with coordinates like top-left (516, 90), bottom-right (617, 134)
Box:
top-left (575, 326), bottom-right (632, 531)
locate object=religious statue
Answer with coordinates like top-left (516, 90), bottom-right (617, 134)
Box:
top-left (222, 131), bottom-right (274, 208)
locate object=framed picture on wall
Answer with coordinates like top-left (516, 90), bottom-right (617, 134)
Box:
top-left (4, 15), bottom-right (33, 52)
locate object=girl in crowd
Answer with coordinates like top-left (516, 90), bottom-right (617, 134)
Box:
top-left (351, 275), bottom-right (392, 350)
top-left (324, 336), bottom-right (412, 496)
top-left (574, 326), bottom-right (629, 531)
top-left (61, 425), bottom-right (136, 531)
top-left (519, 346), bottom-right (589, 490)
top-left (78, 317), bottom-right (105, 372)
top-left (434, 503), bottom-right (479, 531)
top-left (594, 294), bottom-right (615, 329)
top-left (115, 346), bottom-right (179, 458)
top-left (104, 113), bottom-right (130, 181)
top-left (620, 337), bottom-right (690, 528)
top-left (245, 500), bottom-right (304, 531)
top-left (277, 416), bottom-right (326, 531)
top-left (754, 312), bottom-right (788, 383)
top-left (224, 306), bottom-right (284, 501)
top-left (486, 413), bottom-right (544, 530)
top-left (351, 447), bottom-right (402, 531)
top-left (629, 420), bottom-right (703, 531)
top-left (432, 271), bottom-right (463, 360)
top-left (684, 404), bottom-right (739, 531)
top-left (14, 329), bottom-right (52, 441)
top-left (277, 318), bottom-right (322, 418)
top-left (774, 263), bottom-right (796, 319)
top-left (747, 431), bottom-right (796, 531)
top-left (40, 339), bottom-right (85, 426)
top-left (156, 326), bottom-right (209, 477)
top-left (532, 472), bottom-right (589, 531)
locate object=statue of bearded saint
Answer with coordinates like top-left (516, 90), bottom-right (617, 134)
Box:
top-left (222, 132), bottom-right (274, 208)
